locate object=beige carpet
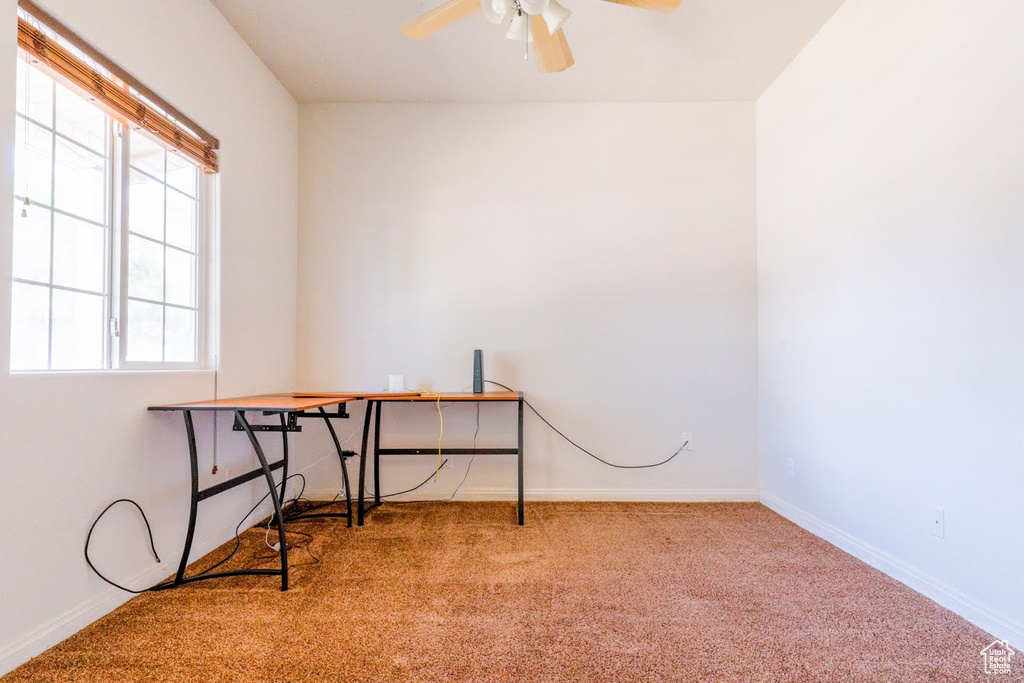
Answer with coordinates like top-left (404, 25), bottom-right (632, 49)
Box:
top-left (4, 502), bottom-right (1008, 682)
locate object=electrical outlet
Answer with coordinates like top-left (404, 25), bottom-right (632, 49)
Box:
top-left (930, 506), bottom-right (945, 539)
top-left (441, 459), bottom-right (452, 470)
top-left (388, 375), bottom-right (405, 392)
top-left (785, 458), bottom-right (795, 480)
top-left (681, 433), bottom-right (693, 451)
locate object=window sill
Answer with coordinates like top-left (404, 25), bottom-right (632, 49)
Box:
top-left (9, 368), bottom-right (216, 377)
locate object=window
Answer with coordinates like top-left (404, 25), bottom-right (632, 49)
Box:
top-left (13, 59), bottom-right (111, 370)
top-left (11, 5), bottom-right (218, 371)
top-left (125, 130), bottom-right (203, 365)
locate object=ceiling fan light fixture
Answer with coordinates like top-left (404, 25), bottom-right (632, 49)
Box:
top-left (517, 0), bottom-right (550, 15)
top-left (541, 0), bottom-right (572, 33)
top-left (400, 0), bottom-right (683, 72)
top-left (484, 0), bottom-right (515, 24)
top-left (506, 12), bottom-right (533, 42)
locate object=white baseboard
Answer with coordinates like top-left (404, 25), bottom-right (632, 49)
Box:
top-left (760, 492), bottom-right (1024, 650)
top-left (461, 487), bottom-right (759, 502)
top-left (303, 487), bottom-right (760, 502)
top-left (0, 529), bottom-right (225, 677)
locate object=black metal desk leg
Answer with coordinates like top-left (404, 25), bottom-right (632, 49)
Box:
top-left (235, 410), bottom-right (289, 591)
top-left (357, 400), bottom-right (374, 526)
top-left (319, 406), bottom-right (353, 527)
top-left (273, 413), bottom-right (290, 524)
top-left (174, 410), bottom-right (201, 584)
top-left (340, 451), bottom-right (352, 526)
top-left (517, 398), bottom-right (524, 526)
top-left (373, 400), bottom-right (382, 505)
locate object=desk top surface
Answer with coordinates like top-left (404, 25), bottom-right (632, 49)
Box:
top-left (149, 394), bottom-right (354, 412)
top-left (374, 391), bottom-right (522, 402)
top-left (150, 391), bottom-right (523, 412)
top-left (294, 390), bottom-right (522, 401)
top-left (292, 391), bottom-right (421, 399)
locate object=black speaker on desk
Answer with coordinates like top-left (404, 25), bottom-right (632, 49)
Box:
top-left (473, 350), bottom-right (483, 394)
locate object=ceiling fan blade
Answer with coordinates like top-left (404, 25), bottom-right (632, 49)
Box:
top-left (599, 0), bottom-right (683, 13)
top-left (401, 0), bottom-right (482, 40)
top-left (530, 14), bottom-right (574, 73)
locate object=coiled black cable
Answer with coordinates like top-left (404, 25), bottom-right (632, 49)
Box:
top-left (84, 499), bottom-right (162, 594)
top-left (485, 379), bottom-right (685, 469)
top-left (85, 473), bottom-right (313, 593)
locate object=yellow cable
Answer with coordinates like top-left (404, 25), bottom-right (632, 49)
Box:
top-left (418, 391), bottom-right (444, 481)
top-left (436, 392), bottom-right (443, 480)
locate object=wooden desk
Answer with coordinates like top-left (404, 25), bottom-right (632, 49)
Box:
top-left (358, 391), bottom-right (526, 526)
top-left (148, 389), bottom-right (525, 589)
top-left (155, 394), bottom-right (355, 412)
top-left (377, 391), bottom-right (521, 402)
top-left (149, 394), bottom-right (356, 591)
top-left (293, 391), bottom-right (421, 400)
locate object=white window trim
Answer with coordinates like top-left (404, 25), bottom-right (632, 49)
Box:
top-left (10, 72), bottom-right (214, 373)
top-left (114, 123), bottom-right (211, 371)
top-left (11, 60), bottom-right (115, 373)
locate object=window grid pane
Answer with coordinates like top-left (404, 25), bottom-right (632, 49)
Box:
top-left (54, 81), bottom-right (107, 155)
top-left (124, 129), bottom-right (200, 364)
top-left (12, 55), bottom-right (205, 371)
top-left (53, 135), bottom-right (107, 224)
top-left (125, 298), bottom-right (163, 362)
top-left (51, 289), bottom-right (104, 369)
top-left (15, 117), bottom-right (54, 207)
top-left (12, 202), bottom-right (51, 283)
top-left (11, 58), bottom-right (110, 371)
top-left (10, 281), bottom-right (50, 370)
top-left (16, 55), bottom-right (53, 128)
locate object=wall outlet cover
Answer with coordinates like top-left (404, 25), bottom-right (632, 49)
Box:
top-left (931, 506), bottom-right (945, 539)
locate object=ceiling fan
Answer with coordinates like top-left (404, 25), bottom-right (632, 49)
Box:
top-left (401, 0), bottom-right (683, 73)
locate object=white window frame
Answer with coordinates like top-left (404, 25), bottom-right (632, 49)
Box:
top-left (12, 54), bottom-right (213, 373)
top-left (13, 65), bottom-right (113, 371)
top-left (112, 123), bottom-right (211, 371)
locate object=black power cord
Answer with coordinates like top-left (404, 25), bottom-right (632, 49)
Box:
top-left (85, 473), bottom-right (317, 593)
top-left (374, 376), bottom-right (681, 505)
top-left (374, 400), bottom-right (483, 503)
top-left (448, 402), bottom-right (479, 501)
top-left (84, 499), bottom-right (162, 594)
top-left (485, 379), bottom-right (685, 469)
top-left (194, 472), bottom-right (308, 577)
top-left (380, 459), bottom-right (449, 499)
top-left (282, 493), bottom-right (342, 518)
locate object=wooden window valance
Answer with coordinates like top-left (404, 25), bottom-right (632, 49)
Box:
top-left (17, 0), bottom-right (219, 173)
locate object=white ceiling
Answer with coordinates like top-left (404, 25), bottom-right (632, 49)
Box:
top-left (209, 0), bottom-right (846, 104)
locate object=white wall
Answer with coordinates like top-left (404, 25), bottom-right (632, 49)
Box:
top-left (295, 103), bottom-right (758, 501)
top-left (0, 0), bottom-right (298, 673)
top-left (7, 0), bottom-right (1018, 670)
top-left (758, 0), bottom-right (1024, 645)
